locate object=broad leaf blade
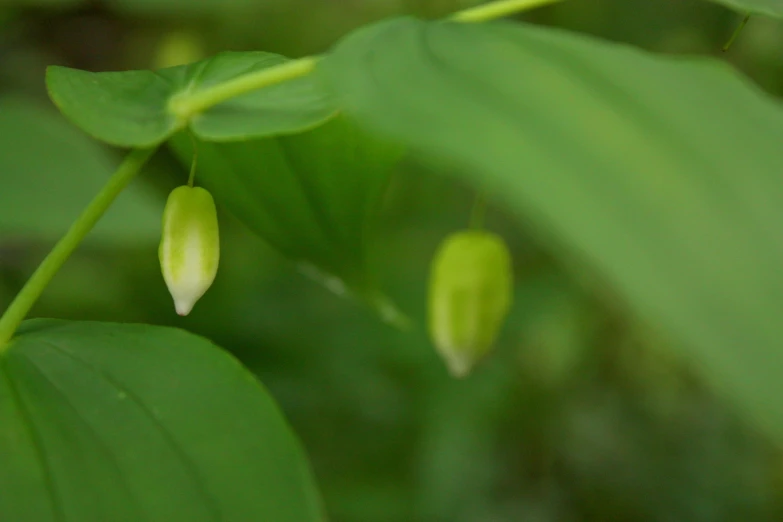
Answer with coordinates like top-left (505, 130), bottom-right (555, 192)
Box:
top-left (168, 116), bottom-right (408, 324)
top-left (1, 319), bottom-right (324, 522)
top-left (319, 18), bottom-right (783, 438)
top-left (46, 52), bottom-right (335, 147)
top-left (46, 66), bottom-right (176, 147)
top-left (0, 360), bottom-right (56, 521)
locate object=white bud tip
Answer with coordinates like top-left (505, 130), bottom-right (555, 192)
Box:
top-left (446, 359), bottom-right (473, 379)
top-left (159, 185), bottom-right (220, 318)
top-left (175, 300), bottom-right (196, 316)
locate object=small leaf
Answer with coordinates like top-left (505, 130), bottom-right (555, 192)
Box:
top-left (46, 51), bottom-right (335, 148)
top-left (319, 18), bottom-right (783, 439)
top-left (0, 95), bottom-right (160, 246)
top-left (168, 115), bottom-right (407, 323)
top-left (0, 319), bottom-right (325, 522)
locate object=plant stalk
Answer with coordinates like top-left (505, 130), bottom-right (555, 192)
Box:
top-left (168, 57), bottom-right (319, 120)
top-left (451, 0), bottom-right (560, 22)
top-left (722, 13), bottom-right (750, 52)
top-left (469, 192), bottom-right (488, 230)
top-left (0, 147), bottom-right (157, 350)
top-left (166, 0), bottom-right (562, 117)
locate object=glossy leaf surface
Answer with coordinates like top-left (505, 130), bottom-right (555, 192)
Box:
top-left (0, 319), bottom-right (324, 522)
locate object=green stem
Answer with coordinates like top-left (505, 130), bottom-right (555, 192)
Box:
top-left (722, 13), bottom-right (750, 52)
top-left (0, 147), bottom-right (157, 350)
top-left (469, 192), bottom-right (488, 229)
top-left (166, 0), bottom-right (561, 117)
top-left (451, 0), bottom-right (561, 22)
top-left (168, 57), bottom-right (320, 120)
top-left (187, 131), bottom-right (198, 187)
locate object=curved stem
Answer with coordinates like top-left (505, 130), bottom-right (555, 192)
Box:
top-left (187, 131), bottom-right (198, 187)
top-left (165, 0), bottom-right (562, 118)
top-left (469, 192), bottom-right (488, 230)
top-left (722, 13), bottom-right (750, 52)
top-left (451, 0), bottom-right (560, 22)
top-left (0, 147), bottom-right (157, 350)
top-left (168, 57), bottom-right (319, 120)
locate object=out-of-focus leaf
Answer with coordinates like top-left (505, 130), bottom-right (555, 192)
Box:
top-left (0, 95), bottom-right (160, 246)
top-left (319, 17), bottom-right (783, 440)
top-left (0, 319), bottom-right (325, 521)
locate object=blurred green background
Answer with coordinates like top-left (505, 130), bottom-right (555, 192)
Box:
top-left (2, 0), bottom-right (783, 520)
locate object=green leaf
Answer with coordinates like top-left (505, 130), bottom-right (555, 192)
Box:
top-left (0, 319), bottom-right (324, 522)
top-left (168, 115), bottom-right (408, 325)
top-left (704, 0), bottom-right (783, 18)
top-left (319, 18), bottom-right (783, 439)
top-left (46, 52), bottom-right (335, 148)
top-left (0, 95), bottom-right (160, 246)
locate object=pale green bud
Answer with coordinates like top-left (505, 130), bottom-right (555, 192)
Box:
top-left (427, 230), bottom-right (513, 378)
top-left (159, 186), bottom-right (220, 316)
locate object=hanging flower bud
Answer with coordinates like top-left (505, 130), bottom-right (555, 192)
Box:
top-left (427, 230), bottom-right (513, 378)
top-left (159, 185), bottom-right (220, 316)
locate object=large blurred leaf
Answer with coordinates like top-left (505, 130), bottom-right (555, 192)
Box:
top-left (319, 18), bottom-right (783, 439)
top-left (703, 0), bottom-right (783, 18)
top-left (168, 115), bottom-right (407, 324)
top-left (0, 319), bottom-right (324, 522)
top-left (0, 95), bottom-right (160, 246)
top-left (46, 52), bottom-right (335, 147)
